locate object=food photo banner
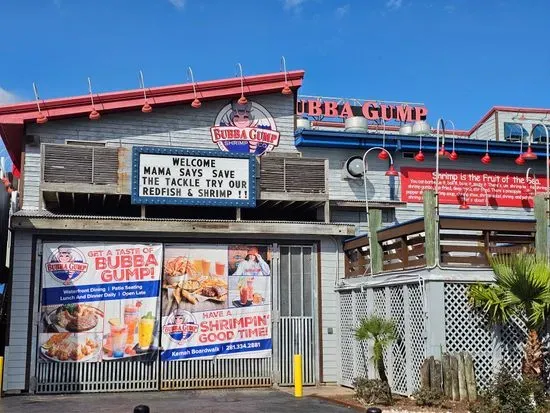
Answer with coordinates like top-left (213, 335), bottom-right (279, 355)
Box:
top-left (160, 244), bottom-right (272, 361)
top-left (39, 243), bottom-right (163, 363)
top-left (401, 167), bottom-right (548, 208)
top-left (131, 147), bottom-right (256, 208)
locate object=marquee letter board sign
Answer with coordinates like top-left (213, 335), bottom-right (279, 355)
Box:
top-left (131, 147), bottom-right (256, 207)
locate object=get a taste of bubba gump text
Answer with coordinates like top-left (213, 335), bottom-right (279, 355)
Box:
top-left (140, 156), bottom-right (248, 199)
top-left (87, 246), bottom-right (159, 282)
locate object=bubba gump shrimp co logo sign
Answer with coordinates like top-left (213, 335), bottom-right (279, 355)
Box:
top-left (45, 245), bottom-right (89, 285)
top-left (210, 100), bottom-right (280, 156)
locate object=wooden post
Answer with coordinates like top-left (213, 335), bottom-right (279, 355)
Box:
top-left (442, 353), bottom-right (452, 398)
top-left (457, 352), bottom-right (468, 401)
top-left (420, 358), bottom-right (431, 390)
top-left (534, 194), bottom-right (548, 256)
top-left (450, 354), bottom-right (459, 401)
top-left (423, 189), bottom-right (437, 266)
top-left (464, 352), bottom-right (478, 402)
top-left (368, 208), bottom-right (383, 274)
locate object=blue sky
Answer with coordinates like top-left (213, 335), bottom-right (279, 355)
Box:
top-left (0, 0), bottom-right (549, 134)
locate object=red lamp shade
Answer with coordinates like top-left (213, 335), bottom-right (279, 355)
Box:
top-left (36, 112), bottom-right (48, 124)
top-left (449, 150), bottom-right (458, 161)
top-left (281, 83), bottom-right (292, 95)
top-left (141, 101), bottom-right (152, 113)
top-left (238, 95), bottom-right (248, 105)
top-left (191, 98), bottom-right (202, 109)
top-left (515, 154), bottom-right (525, 166)
top-left (438, 145), bottom-right (446, 157)
top-left (414, 151), bottom-right (425, 162)
top-left (89, 109), bottom-right (101, 120)
top-left (459, 201), bottom-right (470, 210)
top-left (377, 150), bottom-right (389, 160)
top-left (481, 153), bottom-right (491, 164)
top-left (522, 146), bottom-right (537, 160)
top-left (385, 164), bottom-right (398, 177)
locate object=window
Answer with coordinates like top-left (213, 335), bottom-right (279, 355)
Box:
top-left (65, 140), bottom-right (106, 147)
top-left (382, 208), bottom-right (396, 224)
top-left (503, 122), bottom-right (528, 142)
top-left (532, 124), bottom-right (550, 144)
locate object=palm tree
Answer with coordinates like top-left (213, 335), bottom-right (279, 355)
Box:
top-left (468, 253), bottom-right (550, 380)
top-left (354, 314), bottom-right (396, 388)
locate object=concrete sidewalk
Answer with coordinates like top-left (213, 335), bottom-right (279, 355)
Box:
top-left (0, 388), bottom-right (359, 413)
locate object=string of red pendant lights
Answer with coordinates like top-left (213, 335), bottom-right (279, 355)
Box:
top-left (33, 58), bottom-right (295, 124)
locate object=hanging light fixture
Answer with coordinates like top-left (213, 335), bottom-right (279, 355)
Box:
top-left (32, 83), bottom-right (48, 124)
top-left (377, 118), bottom-right (389, 160)
top-left (139, 70), bottom-right (152, 113)
top-left (87, 77), bottom-right (101, 120)
top-left (481, 130), bottom-right (491, 164)
top-left (414, 134), bottom-right (424, 162)
top-left (446, 120), bottom-right (458, 161)
top-left (522, 126), bottom-right (538, 160)
top-left (236, 63), bottom-right (248, 105)
top-left (187, 66), bottom-right (201, 109)
top-left (459, 199), bottom-right (470, 210)
top-left (280, 56), bottom-right (292, 95)
top-left (515, 128), bottom-right (525, 165)
top-left (385, 164), bottom-right (399, 177)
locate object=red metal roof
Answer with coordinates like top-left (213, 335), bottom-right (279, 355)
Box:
top-left (0, 70), bottom-right (305, 173)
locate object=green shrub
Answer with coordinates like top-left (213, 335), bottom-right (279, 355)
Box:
top-left (469, 366), bottom-right (548, 413)
top-left (412, 388), bottom-right (447, 407)
top-left (352, 377), bottom-right (393, 406)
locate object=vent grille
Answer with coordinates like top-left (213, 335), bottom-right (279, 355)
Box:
top-left (260, 157), bottom-right (325, 193)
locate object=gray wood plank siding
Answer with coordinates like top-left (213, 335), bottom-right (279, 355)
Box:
top-left (319, 238), bottom-right (342, 383)
top-left (4, 232), bottom-right (34, 391)
top-left (23, 94), bottom-right (297, 210)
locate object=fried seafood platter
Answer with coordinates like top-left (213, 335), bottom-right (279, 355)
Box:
top-left (164, 256), bottom-right (228, 306)
top-left (41, 333), bottom-right (100, 362)
top-left (46, 304), bottom-right (103, 333)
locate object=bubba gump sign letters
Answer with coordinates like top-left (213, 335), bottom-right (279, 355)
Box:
top-left (131, 147), bottom-right (256, 208)
top-left (296, 99), bottom-right (428, 122)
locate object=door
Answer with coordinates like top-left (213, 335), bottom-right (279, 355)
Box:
top-left (275, 245), bottom-right (316, 386)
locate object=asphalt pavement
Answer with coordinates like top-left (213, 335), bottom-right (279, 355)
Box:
top-left (0, 388), bottom-right (357, 413)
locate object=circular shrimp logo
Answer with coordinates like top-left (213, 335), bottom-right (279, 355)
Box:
top-left (163, 309), bottom-right (198, 344)
top-left (210, 100), bottom-right (280, 156)
top-left (45, 245), bottom-right (89, 285)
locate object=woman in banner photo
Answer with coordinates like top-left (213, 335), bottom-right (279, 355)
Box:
top-left (232, 247), bottom-right (270, 276)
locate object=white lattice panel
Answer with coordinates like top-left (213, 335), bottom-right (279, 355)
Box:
top-left (500, 318), bottom-right (526, 378)
top-left (354, 291), bottom-right (369, 379)
top-left (444, 283), bottom-right (495, 389)
top-left (407, 284), bottom-right (426, 392)
top-left (373, 288), bottom-right (386, 317)
top-left (389, 286), bottom-right (407, 395)
top-left (339, 292), bottom-right (355, 387)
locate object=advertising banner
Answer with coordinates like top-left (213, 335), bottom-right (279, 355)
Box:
top-left (161, 244), bottom-right (272, 361)
top-left (39, 243), bottom-right (163, 363)
top-left (400, 167), bottom-right (549, 208)
top-left (131, 147), bottom-right (256, 208)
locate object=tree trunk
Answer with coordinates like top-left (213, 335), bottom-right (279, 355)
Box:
top-left (377, 357), bottom-right (392, 403)
top-left (523, 329), bottom-right (543, 380)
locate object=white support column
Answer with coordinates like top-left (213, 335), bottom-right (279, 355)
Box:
top-left (425, 281), bottom-right (446, 358)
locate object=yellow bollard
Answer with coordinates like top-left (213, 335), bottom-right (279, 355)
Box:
top-left (293, 353), bottom-right (303, 398)
top-left (0, 356), bottom-right (4, 397)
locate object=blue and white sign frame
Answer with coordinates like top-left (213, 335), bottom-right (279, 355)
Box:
top-left (131, 146), bottom-right (256, 208)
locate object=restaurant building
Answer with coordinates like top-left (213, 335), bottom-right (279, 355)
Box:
top-left (0, 68), bottom-right (548, 394)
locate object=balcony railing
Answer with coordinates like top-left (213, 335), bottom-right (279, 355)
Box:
top-left (344, 216), bottom-right (536, 278)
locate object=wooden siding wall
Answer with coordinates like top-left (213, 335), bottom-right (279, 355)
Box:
top-left (4, 232), bottom-right (34, 391)
top-left (470, 113), bottom-right (496, 141)
top-left (23, 94), bottom-right (296, 210)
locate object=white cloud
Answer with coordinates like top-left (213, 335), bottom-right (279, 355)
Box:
top-left (284, 0), bottom-right (309, 11)
top-left (168, 0), bottom-right (185, 9)
top-left (0, 87), bottom-right (20, 105)
top-left (386, 0), bottom-right (403, 9)
top-left (335, 4), bottom-right (350, 17)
